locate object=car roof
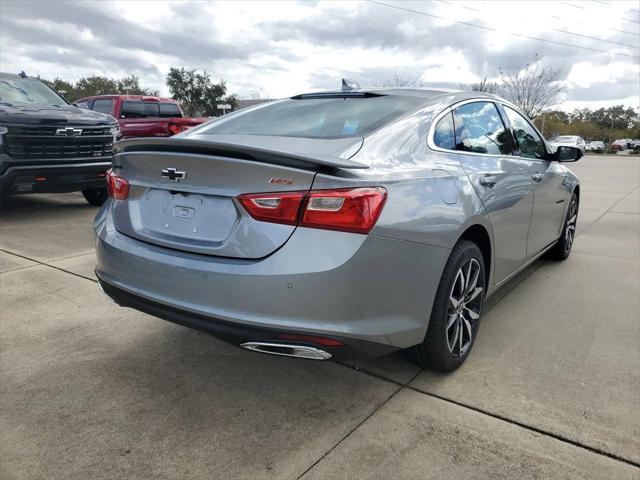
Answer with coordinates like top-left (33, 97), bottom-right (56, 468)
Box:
top-left (77, 94), bottom-right (178, 103)
top-left (290, 87), bottom-right (502, 103)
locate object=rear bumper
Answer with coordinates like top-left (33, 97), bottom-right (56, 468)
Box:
top-left (97, 276), bottom-right (397, 361)
top-left (95, 203), bottom-right (451, 355)
top-left (0, 159), bottom-right (111, 195)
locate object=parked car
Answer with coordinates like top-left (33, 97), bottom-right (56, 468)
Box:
top-left (585, 141), bottom-right (606, 152)
top-left (95, 85), bottom-right (582, 372)
top-left (610, 139), bottom-right (633, 151)
top-left (548, 135), bottom-right (586, 153)
top-left (74, 95), bottom-right (208, 139)
top-left (0, 72), bottom-right (118, 205)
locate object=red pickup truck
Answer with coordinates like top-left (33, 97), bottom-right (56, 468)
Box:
top-left (74, 95), bottom-right (208, 139)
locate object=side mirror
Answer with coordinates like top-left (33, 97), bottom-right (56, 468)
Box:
top-left (556, 145), bottom-right (582, 162)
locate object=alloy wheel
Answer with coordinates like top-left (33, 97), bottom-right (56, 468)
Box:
top-left (447, 258), bottom-right (483, 357)
top-left (565, 200), bottom-right (577, 252)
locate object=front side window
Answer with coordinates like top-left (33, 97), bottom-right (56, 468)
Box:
top-left (453, 102), bottom-right (512, 155)
top-left (433, 112), bottom-right (455, 150)
top-left (120, 101), bottom-right (160, 118)
top-left (92, 99), bottom-right (113, 115)
top-left (504, 106), bottom-right (546, 159)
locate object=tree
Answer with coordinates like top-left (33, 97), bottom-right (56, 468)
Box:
top-left (166, 67), bottom-right (235, 116)
top-left (460, 76), bottom-right (501, 94)
top-left (116, 75), bottom-right (159, 96)
top-left (40, 75), bottom-right (158, 102)
top-left (380, 74), bottom-right (424, 87)
top-left (499, 55), bottom-right (564, 118)
top-left (74, 76), bottom-right (119, 99)
top-left (40, 77), bottom-right (76, 101)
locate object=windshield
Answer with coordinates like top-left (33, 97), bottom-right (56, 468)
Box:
top-left (194, 95), bottom-right (427, 139)
top-left (555, 136), bottom-right (576, 142)
top-left (0, 76), bottom-right (68, 106)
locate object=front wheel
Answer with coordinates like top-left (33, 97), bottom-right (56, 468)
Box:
top-left (411, 240), bottom-right (485, 372)
top-left (82, 187), bottom-right (108, 206)
top-left (547, 193), bottom-right (578, 260)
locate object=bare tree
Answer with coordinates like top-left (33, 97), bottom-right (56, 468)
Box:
top-left (499, 55), bottom-right (564, 118)
top-left (380, 74), bottom-right (424, 87)
top-left (460, 76), bottom-right (501, 94)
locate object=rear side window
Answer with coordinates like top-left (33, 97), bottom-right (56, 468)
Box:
top-left (453, 102), bottom-right (512, 155)
top-left (159, 102), bottom-right (182, 117)
top-left (195, 95), bottom-right (427, 139)
top-left (92, 99), bottom-right (113, 115)
top-left (433, 112), bottom-right (455, 150)
top-left (120, 101), bottom-right (160, 118)
top-left (503, 106), bottom-right (546, 159)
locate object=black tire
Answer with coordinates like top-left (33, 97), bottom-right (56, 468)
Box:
top-left (411, 240), bottom-right (486, 372)
top-left (82, 187), bottom-right (108, 206)
top-left (547, 192), bottom-right (578, 260)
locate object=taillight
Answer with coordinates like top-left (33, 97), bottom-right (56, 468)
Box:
top-left (300, 187), bottom-right (386, 234)
top-left (167, 123), bottom-right (187, 135)
top-left (237, 191), bottom-right (305, 225)
top-left (237, 187), bottom-right (386, 234)
top-left (106, 169), bottom-right (129, 200)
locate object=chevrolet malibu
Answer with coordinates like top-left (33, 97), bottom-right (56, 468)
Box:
top-left (95, 85), bottom-right (582, 372)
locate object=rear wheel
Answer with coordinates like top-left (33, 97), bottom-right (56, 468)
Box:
top-left (82, 187), bottom-right (108, 206)
top-left (547, 193), bottom-right (578, 260)
top-left (411, 240), bottom-right (485, 372)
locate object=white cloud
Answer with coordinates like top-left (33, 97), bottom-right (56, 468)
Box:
top-left (1, 0), bottom-right (638, 109)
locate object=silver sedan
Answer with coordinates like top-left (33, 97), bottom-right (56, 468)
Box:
top-left (95, 85), bottom-right (581, 372)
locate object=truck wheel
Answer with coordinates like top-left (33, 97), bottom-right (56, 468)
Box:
top-left (82, 187), bottom-right (108, 206)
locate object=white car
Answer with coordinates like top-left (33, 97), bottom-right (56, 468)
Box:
top-left (548, 135), bottom-right (586, 153)
top-left (585, 141), bottom-right (606, 152)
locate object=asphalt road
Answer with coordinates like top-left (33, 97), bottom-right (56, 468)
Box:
top-left (1, 154), bottom-right (638, 479)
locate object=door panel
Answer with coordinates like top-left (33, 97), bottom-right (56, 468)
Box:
top-left (452, 101), bottom-right (536, 284)
top-left (527, 161), bottom-right (568, 256)
top-left (459, 154), bottom-right (536, 282)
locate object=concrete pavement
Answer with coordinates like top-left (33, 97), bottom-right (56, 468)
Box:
top-left (1, 155), bottom-right (638, 479)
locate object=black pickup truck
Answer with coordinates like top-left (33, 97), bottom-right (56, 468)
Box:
top-left (0, 72), bottom-right (119, 205)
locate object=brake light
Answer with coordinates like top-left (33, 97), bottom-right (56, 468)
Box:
top-left (301, 187), bottom-right (386, 234)
top-left (106, 169), bottom-right (129, 200)
top-left (237, 187), bottom-right (386, 234)
top-left (167, 123), bottom-right (186, 135)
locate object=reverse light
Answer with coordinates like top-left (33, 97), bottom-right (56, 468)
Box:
top-left (237, 191), bottom-right (305, 225)
top-left (237, 187), bottom-right (387, 234)
top-left (106, 169), bottom-right (129, 200)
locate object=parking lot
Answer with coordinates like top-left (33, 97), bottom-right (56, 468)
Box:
top-left (1, 154), bottom-right (638, 479)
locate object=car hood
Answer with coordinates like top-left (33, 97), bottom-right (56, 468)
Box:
top-left (0, 102), bottom-right (116, 126)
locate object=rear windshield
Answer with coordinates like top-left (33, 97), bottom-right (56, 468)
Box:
top-left (121, 100), bottom-right (159, 118)
top-left (159, 102), bottom-right (182, 117)
top-left (196, 95), bottom-right (426, 139)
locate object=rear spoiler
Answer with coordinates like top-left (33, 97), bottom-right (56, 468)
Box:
top-left (114, 137), bottom-right (369, 170)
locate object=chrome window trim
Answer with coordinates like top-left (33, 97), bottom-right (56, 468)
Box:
top-left (427, 97), bottom-right (551, 162)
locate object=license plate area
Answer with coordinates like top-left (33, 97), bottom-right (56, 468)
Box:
top-left (137, 189), bottom-right (238, 244)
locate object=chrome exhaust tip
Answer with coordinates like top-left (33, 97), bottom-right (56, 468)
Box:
top-left (240, 341), bottom-right (332, 360)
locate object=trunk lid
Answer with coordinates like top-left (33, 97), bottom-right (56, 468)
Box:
top-left (111, 136), bottom-right (366, 259)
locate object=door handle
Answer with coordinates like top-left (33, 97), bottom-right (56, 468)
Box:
top-left (531, 173), bottom-right (544, 183)
top-left (479, 175), bottom-right (497, 187)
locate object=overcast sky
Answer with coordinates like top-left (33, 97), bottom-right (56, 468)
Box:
top-left (1, 0), bottom-right (639, 111)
